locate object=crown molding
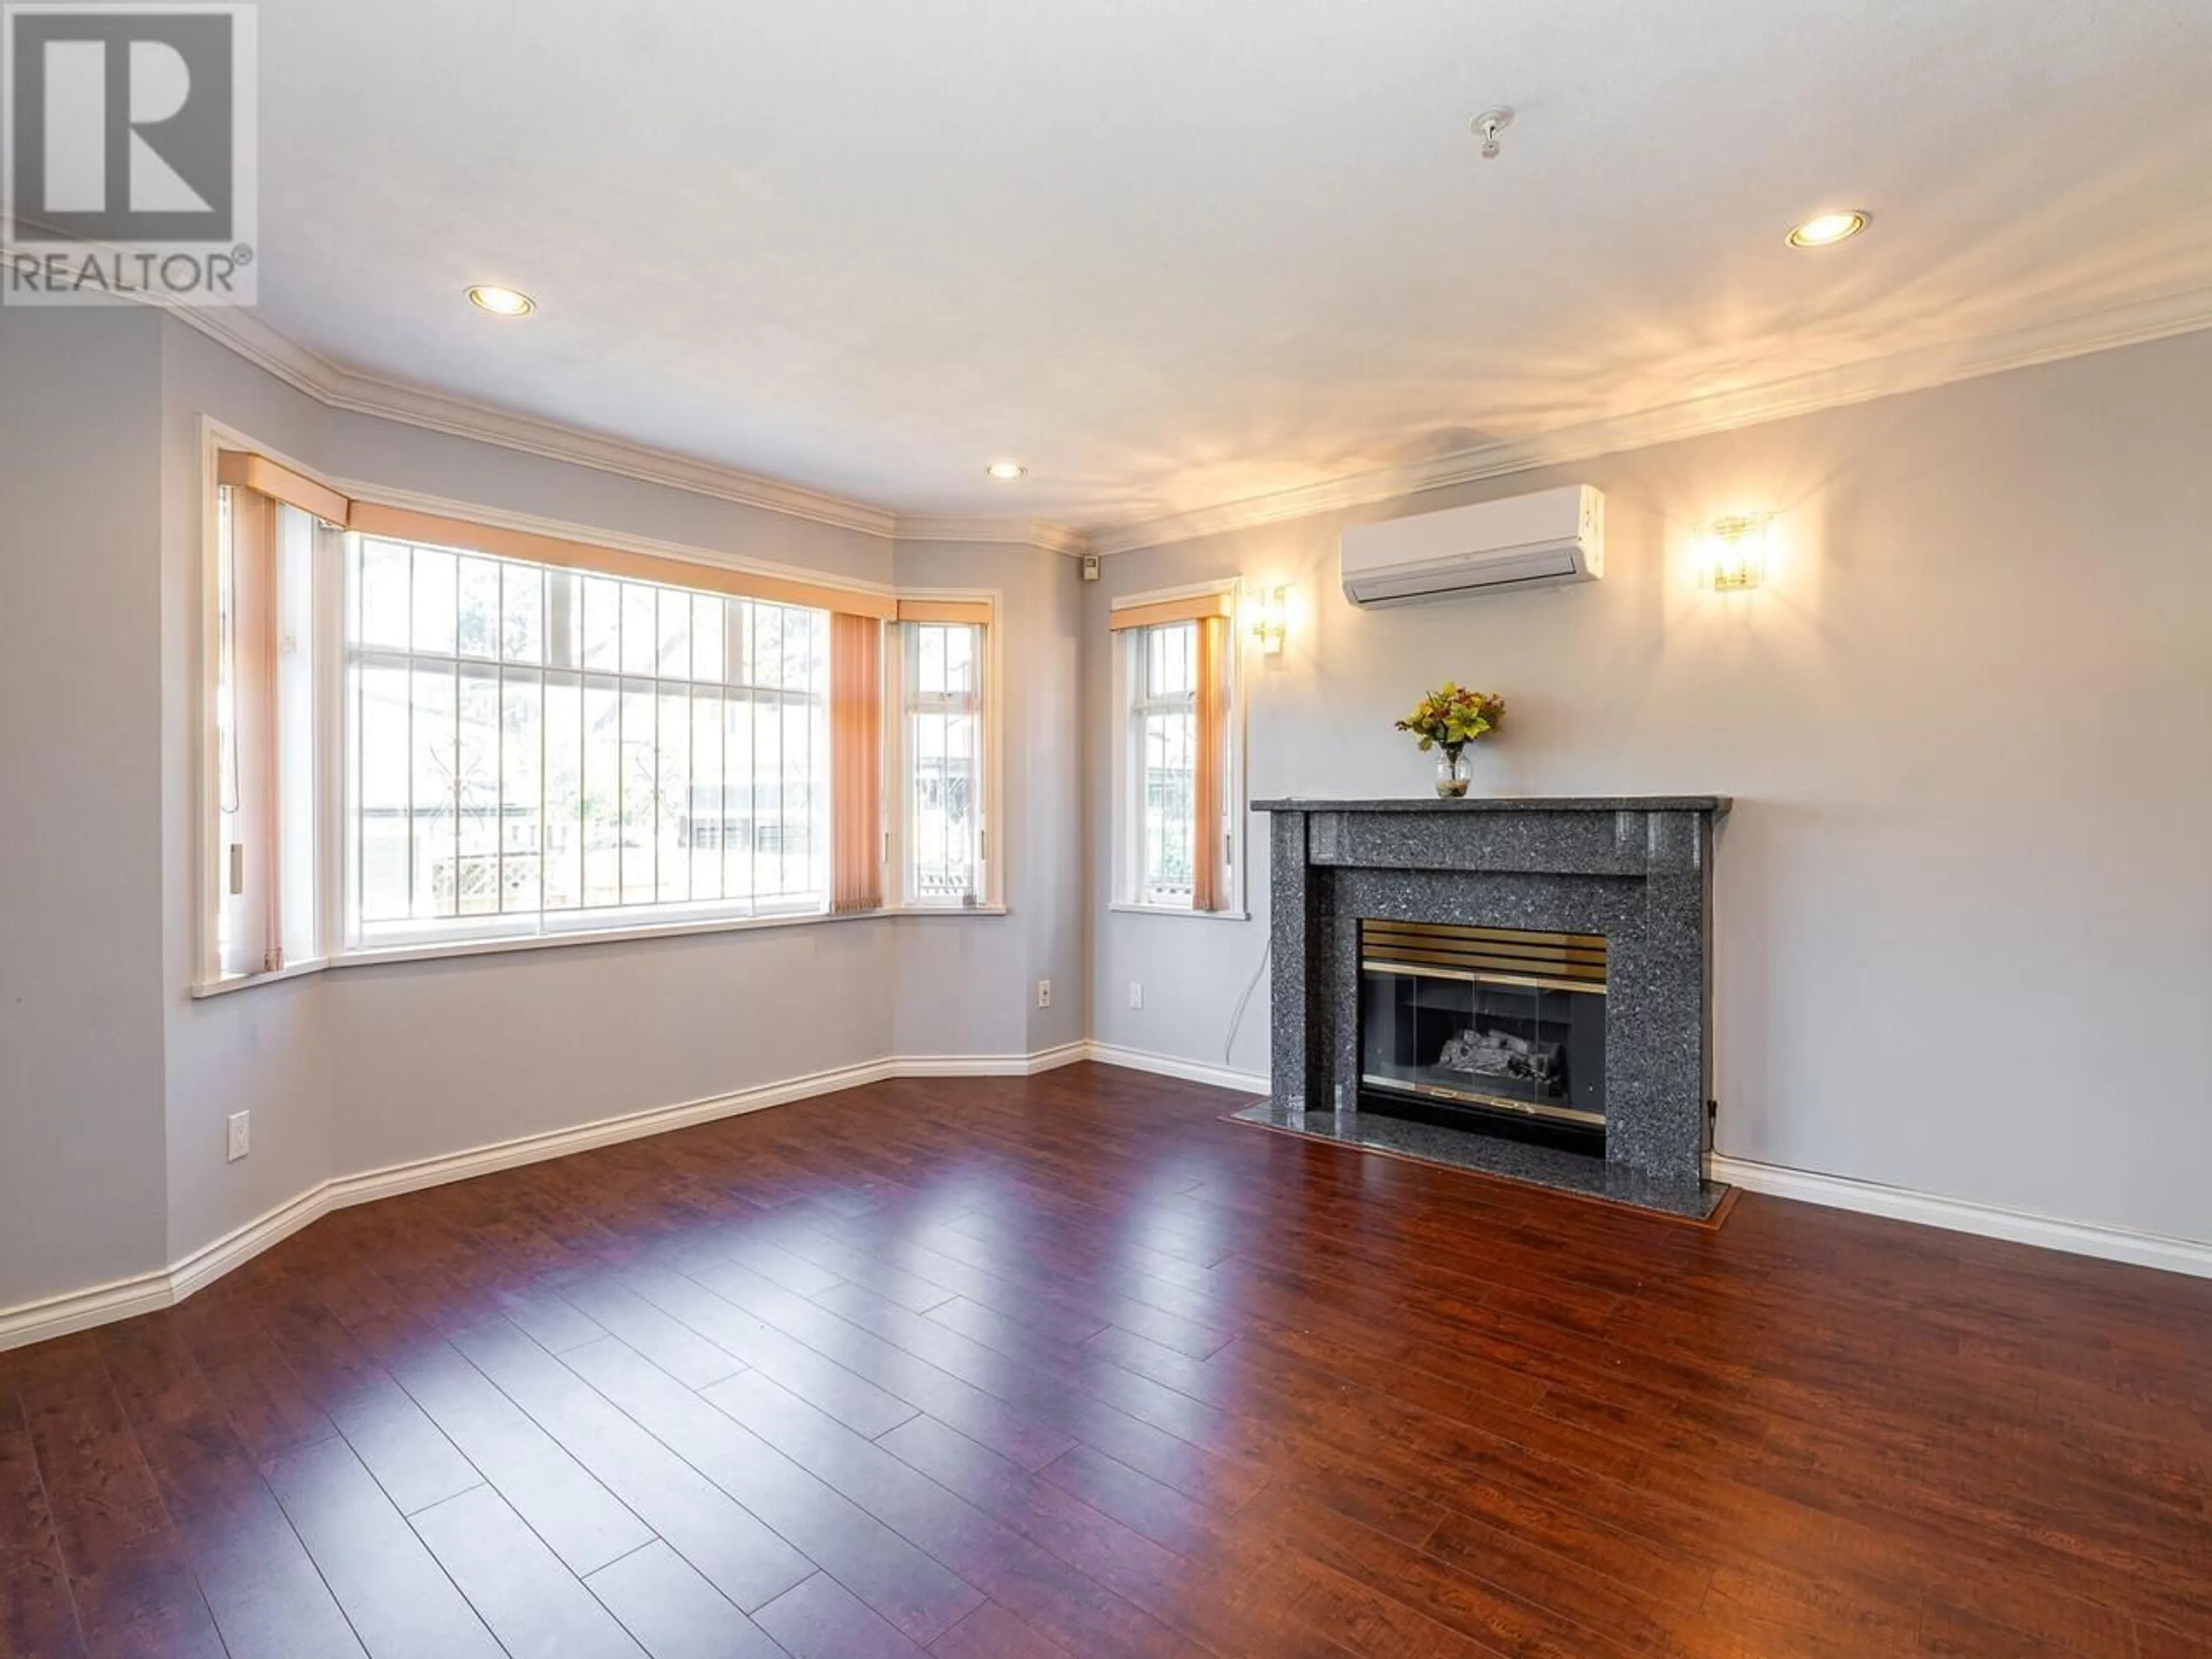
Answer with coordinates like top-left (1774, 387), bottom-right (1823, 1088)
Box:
top-left (1084, 285), bottom-right (2212, 556)
top-left (145, 274), bottom-right (2212, 565)
top-left (892, 516), bottom-right (1090, 557)
top-left (169, 306), bottom-right (903, 539)
top-left (164, 300), bottom-right (334, 399)
top-left (177, 304), bottom-right (1104, 553)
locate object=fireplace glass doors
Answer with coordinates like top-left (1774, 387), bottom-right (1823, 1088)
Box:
top-left (1358, 921), bottom-right (1607, 1144)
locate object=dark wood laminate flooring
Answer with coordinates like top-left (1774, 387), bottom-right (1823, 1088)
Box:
top-left (3, 1064), bottom-right (2207, 1658)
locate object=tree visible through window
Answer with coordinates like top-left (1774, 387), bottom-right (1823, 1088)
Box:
top-left (346, 536), bottom-right (830, 944)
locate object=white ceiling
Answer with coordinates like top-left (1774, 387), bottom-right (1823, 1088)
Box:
top-left (256, 0), bottom-right (2212, 538)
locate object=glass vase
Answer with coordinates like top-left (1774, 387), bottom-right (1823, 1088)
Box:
top-left (1435, 747), bottom-right (1472, 798)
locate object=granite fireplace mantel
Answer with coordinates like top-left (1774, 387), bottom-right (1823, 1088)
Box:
top-left (1246, 796), bottom-right (1730, 1218)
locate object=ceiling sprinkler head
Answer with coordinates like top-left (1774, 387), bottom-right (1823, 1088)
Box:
top-left (1472, 107), bottom-right (1514, 160)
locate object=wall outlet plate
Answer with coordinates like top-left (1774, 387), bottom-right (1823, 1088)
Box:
top-left (1128, 982), bottom-right (1144, 1010)
top-left (226, 1111), bottom-right (250, 1162)
top-left (1036, 979), bottom-right (1052, 1009)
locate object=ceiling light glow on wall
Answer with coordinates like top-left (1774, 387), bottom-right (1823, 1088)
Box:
top-left (986, 460), bottom-right (1026, 481)
top-left (1249, 585), bottom-right (1288, 656)
top-left (467, 285), bottom-right (536, 316)
top-left (1786, 210), bottom-right (1869, 248)
top-left (1706, 514), bottom-right (1771, 591)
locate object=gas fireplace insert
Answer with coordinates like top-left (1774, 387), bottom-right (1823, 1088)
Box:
top-left (1358, 919), bottom-right (1608, 1149)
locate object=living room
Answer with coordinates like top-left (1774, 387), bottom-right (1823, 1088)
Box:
top-left (2, 5), bottom-right (2207, 1656)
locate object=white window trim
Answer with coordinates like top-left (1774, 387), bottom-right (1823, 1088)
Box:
top-left (1108, 578), bottom-right (1247, 919)
top-left (882, 596), bottom-right (1005, 911)
top-left (1107, 901), bottom-right (1252, 922)
top-left (191, 422), bottom-right (1007, 996)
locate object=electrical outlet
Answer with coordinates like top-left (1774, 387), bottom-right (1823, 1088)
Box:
top-left (226, 1111), bottom-right (250, 1162)
top-left (1036, 979), bottom-right (1052, 1009)
top-left (1128, 982), bottom-right (1144, 1010)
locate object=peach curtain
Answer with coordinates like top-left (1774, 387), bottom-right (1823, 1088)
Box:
top-left (1107, 590), bottom-right (1234, 631)
top-left (216, 450), bottom-right (907, 618)
top-left (830, 612), bottom-right (884, 913)
top-left (216, 449), bottom-right (349, 525)
top-left (225, 486), bottom-right (284, 972)
top-left (347, 501), bottom-right (898, 620)
top-left (258, 499), bottom-right (284, 972)
top-left (895, 598), bottom-right (993, 626)
top-left (1191, 613), bottom-right (1229, 912)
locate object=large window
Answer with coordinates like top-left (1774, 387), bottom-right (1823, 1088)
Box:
top-left (899, 619), bottom-right (987, 905)
top-left (1112, 591), bottom-right (1238, 914)
top-left (345, 536), bottom-right (831, 945)
top-left (202, 443), bottom-right (1007, 986)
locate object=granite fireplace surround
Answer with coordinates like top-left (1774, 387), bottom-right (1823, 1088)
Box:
top-left (1238, 797), bottom-right (1731, 1219)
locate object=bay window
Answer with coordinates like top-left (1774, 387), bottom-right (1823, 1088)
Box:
top-left (201, 439), bottom-right (998, 987)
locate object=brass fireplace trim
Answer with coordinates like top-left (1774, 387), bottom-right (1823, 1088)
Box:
top-left (1360, 1073), bottom-right (1608, 1129)
top-left (1359, 920), bottom-right (1608, 995)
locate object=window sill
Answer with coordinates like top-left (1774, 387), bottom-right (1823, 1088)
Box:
top-left (1108, 902), bottom-right (1252, 922)
top-left (190, 901), bottom-right (1010, 994)
top-left (190, 958), bottom-right (330, 999)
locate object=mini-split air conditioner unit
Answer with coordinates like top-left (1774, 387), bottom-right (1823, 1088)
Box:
top-left (1340, 483), bottom-right (1604, 607)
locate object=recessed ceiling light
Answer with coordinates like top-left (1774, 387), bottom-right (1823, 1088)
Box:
top-left (1786, 210), bottom-right (1869, 249)
top-left (986, 460), bottom-right (1026, 481)
top-left (467, 284), bottom-right (536, 317)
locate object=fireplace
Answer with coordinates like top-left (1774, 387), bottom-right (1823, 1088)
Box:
top-left (1359, 921), bottom-right (1606, 1146)
top-left (1238, 796), bottom-right (1731, 1219)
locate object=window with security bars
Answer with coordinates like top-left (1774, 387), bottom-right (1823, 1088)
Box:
top-left (1132, 620), bottom-right (1198, 906)
top-left (346, 535), bottom-right (830, 945)
top-left (901, 621), bottom-right (984, 904)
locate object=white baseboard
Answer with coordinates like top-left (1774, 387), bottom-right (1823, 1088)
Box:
top-left (892, 1041), bottom-right (1090, 1079)
top-left (0, 1268), bottom-right (177, 1352)
top-left (1710, 1155), bottom-right (2212, 1280)
top-left (16, 1055), bottom-right (2204, 1352)
top-left (0, 1045), bottom-right (1086, 1353)
top-left (1083, 1042), bottom-right (1271, 1096)
top-left (166, 1182), bottom-right (337, 1308)
top-left (1069, 1049), bottom-right (2212, 1281)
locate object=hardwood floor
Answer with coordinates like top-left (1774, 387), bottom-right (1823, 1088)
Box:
top-left (3, 1062), bottom-right (2208, 1658)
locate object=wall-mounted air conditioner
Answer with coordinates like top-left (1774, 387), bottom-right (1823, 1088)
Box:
top-left (1340, 484), bottom-right (1604, 607)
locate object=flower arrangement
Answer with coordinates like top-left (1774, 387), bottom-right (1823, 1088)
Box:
top-left (1395, 683), bottom-right (1505, 796)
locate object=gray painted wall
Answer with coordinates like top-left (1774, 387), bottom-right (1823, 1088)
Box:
top-left (888, 539), bottom-right (1087, 1060)
top-left (1, 310), bottom-right (1088, 1316)
top-left (158, 322), bottom-right (336, 1267)
top-left (1, 308), bottom-right (171, 1308)
top-left (1087, 329), bottom-right (2212, 1245)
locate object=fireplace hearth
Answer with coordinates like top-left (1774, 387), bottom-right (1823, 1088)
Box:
top-left (1236, 796), bottom-right (1730, 1219)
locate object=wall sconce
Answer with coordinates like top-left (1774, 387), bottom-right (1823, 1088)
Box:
top-left (1249, 585), bottom-right (1288, 655)
top-left (1706, 514), bottom-right (1771, 592)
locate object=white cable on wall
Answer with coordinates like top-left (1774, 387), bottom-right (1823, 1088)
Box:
top-left (1224, 930), bottom-right (1272, 1066)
